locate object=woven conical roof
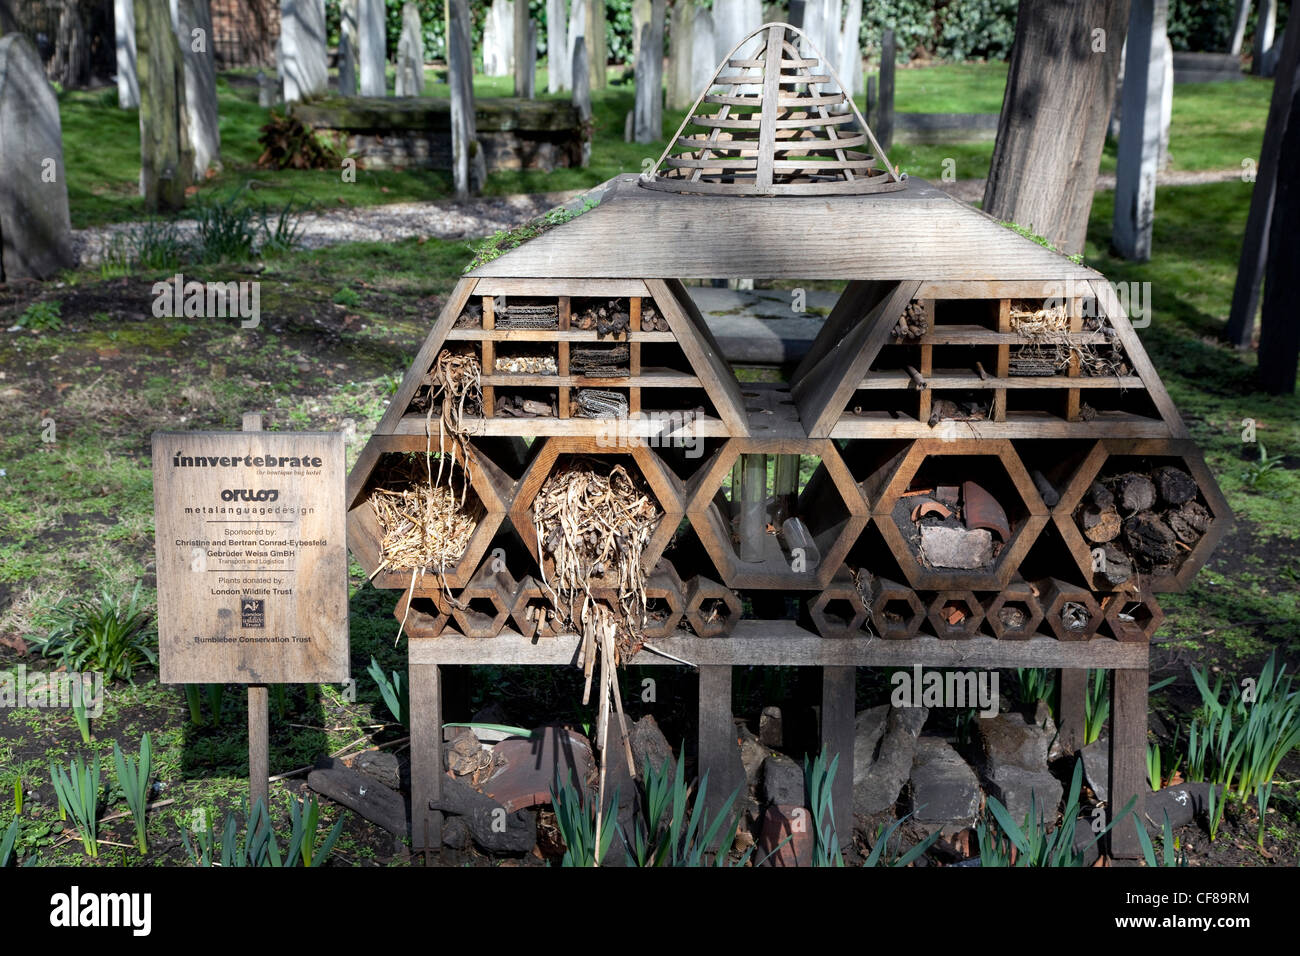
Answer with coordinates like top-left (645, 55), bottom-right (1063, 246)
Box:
top-left (642, 22), bottom-right (904, 197)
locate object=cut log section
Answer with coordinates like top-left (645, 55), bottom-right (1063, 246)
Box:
top-left (982, 579), bottom-right (1044, 640)
top-left (685, 576), bottom-right (742, 638)
top-left (1052, 440), bottom-right (1231, 592)
top-left (926, 590), bottom-right (985, 640)
top-left (1100, 592), bottom-right (1165, 643)
top-left (1039, 578), bottom-right (1104, 641)
top-left (869, 577), bottom-right (926, 639)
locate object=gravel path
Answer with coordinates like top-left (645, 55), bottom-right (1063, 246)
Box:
top-left (72, 189), bottom-right (584, 266)
top-left (73, 168), bottom-right (1244, 265)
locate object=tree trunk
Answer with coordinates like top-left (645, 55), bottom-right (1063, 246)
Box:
top-left (1229, 0), bottom-right (1252, 56)
top-left (588, 0), bottom-right (606, 88)
top-left (1258, 62), bottom-right (1300, 393)
top-left (983, 0), bottom-right (1132, 257)
top-left (50, 0), bottom-right (90, 88)
top-left (135, 0), bottom-right (193, 212)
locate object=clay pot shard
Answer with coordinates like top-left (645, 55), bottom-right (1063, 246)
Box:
top-left (910, 498), bottom-right (954, 523)
top-left (962, 480), bottom-right (1010, 542)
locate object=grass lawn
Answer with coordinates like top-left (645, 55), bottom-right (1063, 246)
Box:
top-left (61, 61), bottom-right (1274, 227)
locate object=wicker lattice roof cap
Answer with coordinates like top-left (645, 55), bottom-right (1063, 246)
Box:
top-left (642, 21), bottom-right (905, 197)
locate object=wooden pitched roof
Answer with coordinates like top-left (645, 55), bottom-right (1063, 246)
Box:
top-left (465, 174), bottom-right (1103, 282)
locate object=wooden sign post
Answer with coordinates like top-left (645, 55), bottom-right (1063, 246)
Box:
top-left (152, 416), bottom-right (350, 808)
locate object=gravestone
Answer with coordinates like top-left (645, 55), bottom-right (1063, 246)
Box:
top-left (338, 0), bottom-right (357, 95)
top-left (521, 18), bottom-right (537, 99)
top-left (1113, 0), bottom-right (1169, 261)
top-left (713, 0), bottom-right (762, 67)
top-left (483, 0), bottom-right (513, 78)
top-left (546, 0), bottom-right (569, 92)
top-left (358, 0), bottom-right (385, 96)
top-left (115, 0), bottom-right (139, 107)
top-left (0, 34), bottom-right (76, 281)
top-left (394, 1), bottom-right (424, 96)
top-left (175, 0), bottom-right (220, 177)
top-left (281, 0), bottom-right (328, 103)
top-left (135, 0), bottom-right (193, 212)
top-left (513, 0), bottom-right (530, 96)
top-left (566, 0), bottom-right (585, 93)
top-left (448, 0), bottom-right (484, 197)
top-left (837, 0), bottom-right (861, 97)
top-left (588, 0), bottom-right (607, 90)
top-left (692, 9), bottom-right (716, 94)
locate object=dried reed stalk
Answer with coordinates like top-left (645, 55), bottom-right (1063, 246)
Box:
top-left (532, 458), bottom-right (660, 852)
top-left (1010, 301), bottom-right (1126, 378)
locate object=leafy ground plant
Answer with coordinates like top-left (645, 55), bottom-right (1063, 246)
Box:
top-left (367, 656), bottom-right (409, 727)
top-left (1, 818), bottom-right (19, 867)
top-left (805, 748), bottom-right (843, 867)
top-left (113, 733), bottom-right (152, 854)
top-left (552, 771), bottom-right (618, 867)
top-left (33, 582), bottom-right (156, 683)
top-left (16, 300), bottom-right (62, 331)
top-left (617, 755), bottom-right (749, 868)
top-left (183, 800), bottom-right (277, 867)
top-left (50, 755), bottom-right (101, 859)
top-left (284, 793), bottom-right (344, 867)
top-left (1136, 810), bottom-right (1189, 867)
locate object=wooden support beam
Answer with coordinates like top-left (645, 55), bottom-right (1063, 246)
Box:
top-left (1109, 668), bottom-right (1148, 860)
top-left (821, 666), bottom-right (855, 849)
top-left (697, 665), bottom-right (741, 838)
top-left (409, 657), bottom-right (443, 857)
top-left (1057, 668), bottom-right (1087, 754)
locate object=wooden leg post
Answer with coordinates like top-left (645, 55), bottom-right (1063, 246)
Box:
top-left (409, 657), bottom-right (443, 859)
top-left (821, 666), bottom-right (855, 851)
top-left (1109, 667), bottom-right (1148, 860)
top-left (1057, 668), bottom-right (1086, 754)
top-left (697, 664), bottom-right (740, 842)
top-left (248, 684), bottom-right (269, 812)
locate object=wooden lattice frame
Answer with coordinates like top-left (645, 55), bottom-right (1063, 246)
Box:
top-left (642, 22), bottom-right (904, 197)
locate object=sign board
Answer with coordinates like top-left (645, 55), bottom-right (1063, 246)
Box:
top-left (152, 431), bottom-right (349, 684)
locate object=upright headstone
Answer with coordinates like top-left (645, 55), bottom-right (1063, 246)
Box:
top-left (1230, 0), bottom-right (1251, 56)
top-left (837, 0), bottom-right (862, 97)
top-left (483, 0), bottom-right (513, 78)
top-left (666, 0), bottom-right (694, 110)
top-left (135, 0), bottom-right (193, 212)
top-left (547, 0), bottom-right (569, 92)
top-left (801, 0), bottom-right (826, 60)
top-left (713, 0), bottom-right (761, 65)
top-left (567, 0), bottom-right (586, 93)
top-left (513, 0), bottom-right (530, 96)
top-left (692, 9), bottom-right (716, 93)
top-left (1159, 33), bottom-right (1173, 169)
top-left (631, 0), bottom-right (664, 144)
top-left (572, 35), bottom-right (592, 122)
top-left (339, 0), bottom-right (358, 95)
top-left (281, 0), bottom-right (328, 103)
top-left (115, 0), bottom-right (139, 107)
top-left (448, 0), bottom-right (483, 197)
top-left (257, 68), bottom-right (276, 107)
top-left (394, 1), bottom-right (424, 96)
top-left (1113, 0), bottom-right (1169, 261)
top-left (358, 0), bottom-right (385, 96)
top-left (0, 34), bottom-right (76, 280)
top-left (522, 19), bottom-right (537, 99)
top-left (175, 0), bottom-right (219, 177)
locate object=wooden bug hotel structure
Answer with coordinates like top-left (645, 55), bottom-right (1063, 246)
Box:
top-left (346, 23), bottom-right (1229, 860)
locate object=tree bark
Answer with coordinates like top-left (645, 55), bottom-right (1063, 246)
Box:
top-left (983, 0), bottom-right (1132, 257)
top-left (135, 0), bottom-right (193, 212)
top-left (50, 0), bottom-right (89, 88)
top-left (1258, 79), bottom-right (1300, 393)
top-left (1225, 10), bottom-right (1300, 347)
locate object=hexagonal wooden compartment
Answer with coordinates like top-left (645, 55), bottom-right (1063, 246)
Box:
top-left (1052, 439), bottom-right (1230, 592)
top-left (863, 438), bottom-right (1048, 590)
top-left (684, 438), bottom-right (869, 590)
top-left (346, 435), bottom-right (517, 591)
